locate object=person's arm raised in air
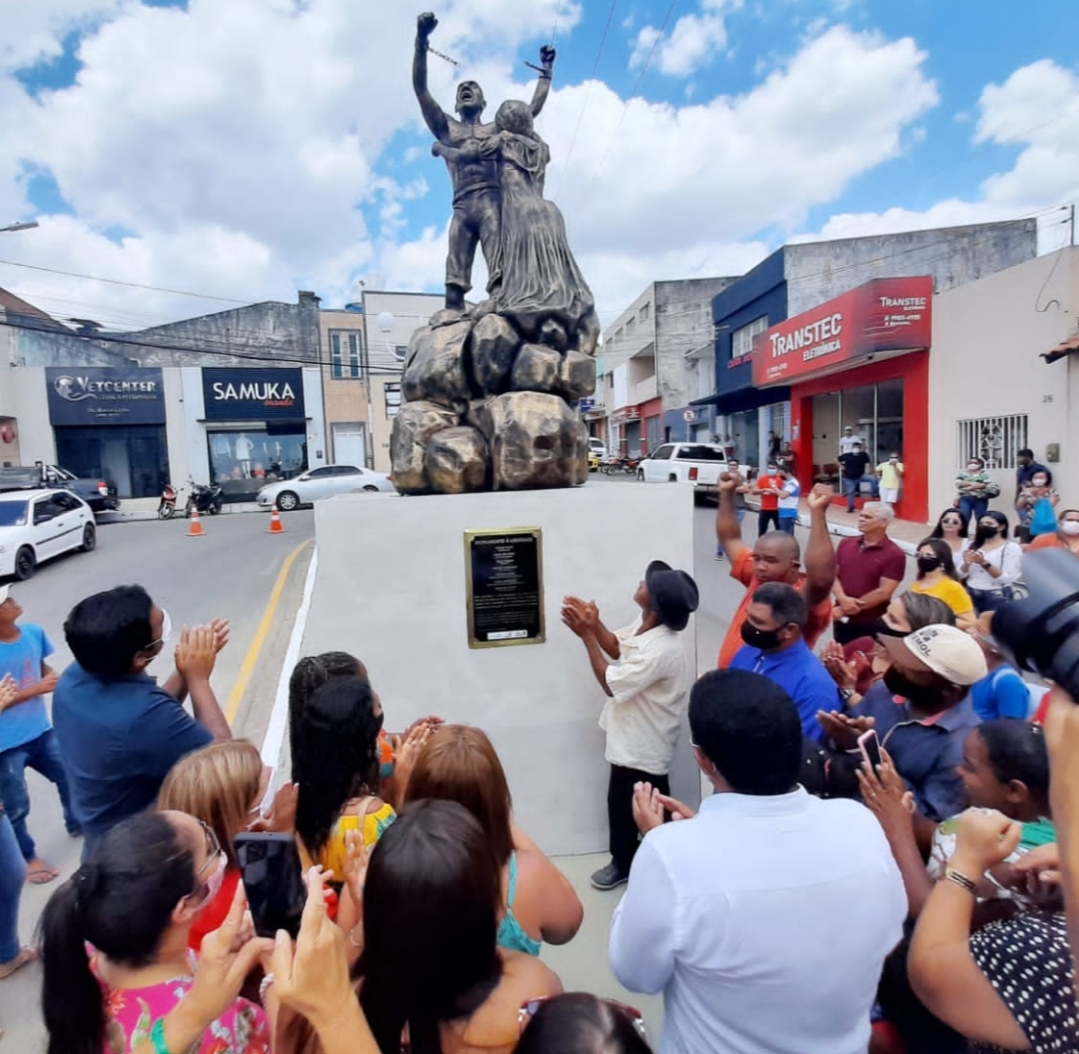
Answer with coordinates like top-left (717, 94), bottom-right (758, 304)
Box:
top-left (529, 44), bottom-right (556, 116)
top-left (908, 810), bottom-right (1029, 1050)
top-left (802, 484), bottom-right (837, 607)
top-left (413, 12), bottom-right (450, 143)
top-left (174, 625), bottom-right (231, 741)
top-left (716, 473), bottom-right (749, 564)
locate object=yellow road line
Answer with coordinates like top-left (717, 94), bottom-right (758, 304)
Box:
top-left (225, 538), bottom-right (312, 723)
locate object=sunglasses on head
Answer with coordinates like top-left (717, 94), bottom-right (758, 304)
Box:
top-left (518, 997), bottom-right (647, 1039)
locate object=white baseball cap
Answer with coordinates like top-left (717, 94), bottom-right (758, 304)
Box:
top-left (881, 624), bottom-right (988, 686)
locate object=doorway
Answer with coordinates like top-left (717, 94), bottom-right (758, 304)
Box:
top-left (332, 423), bottom-right (367, 468)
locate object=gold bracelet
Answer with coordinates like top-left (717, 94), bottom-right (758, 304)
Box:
top-left (348, 925), bottom-right (363, 950)
top-left (944, 867), bottom-right (977, 894)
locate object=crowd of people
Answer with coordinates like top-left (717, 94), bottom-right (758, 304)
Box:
top-left (0, 444), bottom-right (1078, 1053)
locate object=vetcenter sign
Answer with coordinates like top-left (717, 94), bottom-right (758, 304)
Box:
top-left (46, 367), bottom-right (166, 426)
top-left (752, 276), bottom-right (933, 387)
top-left (201, 368), bottom-right (306, 421)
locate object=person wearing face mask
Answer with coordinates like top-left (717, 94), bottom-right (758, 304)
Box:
top-left (910, 538), bottom-right (974, 629)
top-left (818, 625), bottom-right (987, 846)
top-left (960, 512), bottom-right (1023, 615)
top-left (729, 583), bottom-right (841, 740)
top-left (52, 586), bottom-right (231, 852)
top-left (1014, 467), bottom-right (1059, 542)
top-left (954, 457), bottom-right (997, 523)
top-left (40, 809), bottom-right (274, 1054)
top-left (1025, 507), bottom-right (1079, 557)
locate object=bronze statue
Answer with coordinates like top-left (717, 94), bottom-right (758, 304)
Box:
top-left (413, 12), bottom-right (555, 311)
top-left (392, 13), bottom-right (599, 495)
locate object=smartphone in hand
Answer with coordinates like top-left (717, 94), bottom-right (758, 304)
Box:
top-left (233, 832), bottom-right (305, 938)
top-left (857, 729), bottom-right (883, 772)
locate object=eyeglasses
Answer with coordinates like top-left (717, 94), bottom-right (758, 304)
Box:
top-left (194, 819), bottom-right (223, 880)
top-left (517, 997), bottom-right (647, 1039)
top-left (941, 518), bottom-right (962, 526)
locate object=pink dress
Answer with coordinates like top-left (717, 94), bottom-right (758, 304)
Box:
top-left (98, 951), bottom-right (271, 1054)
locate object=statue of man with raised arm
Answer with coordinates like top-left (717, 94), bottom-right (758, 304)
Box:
top-left (413, 12), bottom-right (555, 311)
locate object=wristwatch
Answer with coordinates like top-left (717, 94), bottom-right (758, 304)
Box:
top-left (840, 688), bottom-right (856, 702)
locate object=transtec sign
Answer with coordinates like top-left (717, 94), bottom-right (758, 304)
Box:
top-left (752, 276), bottom-right (933, 387)
top-left (46, 367), bottom-right (166, 426)
top-left (201, 368), bottom-right (306, 421)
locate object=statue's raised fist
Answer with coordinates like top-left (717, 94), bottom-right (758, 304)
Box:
top-left (417, 12), bottom-right (438, 38)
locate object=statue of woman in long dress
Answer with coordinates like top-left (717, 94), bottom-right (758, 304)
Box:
top-left (434, 100), bottom-right (595, 342)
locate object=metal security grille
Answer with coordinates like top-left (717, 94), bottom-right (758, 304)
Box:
top-left (956, 414), bottom-right (1028, 470)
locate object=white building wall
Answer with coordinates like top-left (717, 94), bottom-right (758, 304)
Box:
top-left (180, 368), bottom-right (211, 485)
top-left (162, 368), bottom-right (190, 487)
top-left (4, 369), bottom-right (54, 464)
top-left (928, 248), bottom-right (1079, 519)
top-left (302, 366), bottom-right (327, 465)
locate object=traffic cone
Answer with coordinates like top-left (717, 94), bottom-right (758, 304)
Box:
top-left (187, 506), bottom-right (205, 538)
top-left (268, 504), bottom-right (285, 534)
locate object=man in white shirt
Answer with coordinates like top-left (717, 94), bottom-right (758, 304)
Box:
top-left (562, 560), bottom-right (698, 891)
top-left (612, 669), bottom-right (906, 1054)
top-left (839, 425), bottom-right (866, 455)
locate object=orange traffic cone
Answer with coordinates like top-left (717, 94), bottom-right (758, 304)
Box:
top-left (187, 506), bottom-right (205, 538)
top-left (268, 504), bottom-right (285, 534)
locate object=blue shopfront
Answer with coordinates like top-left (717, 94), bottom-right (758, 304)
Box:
top-left (692, 252), bottom-right (791, 469)
top-left (46, 366), bottom-right (169, 499)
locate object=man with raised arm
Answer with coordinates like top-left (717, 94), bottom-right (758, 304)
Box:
top-left (715, 477), bottom-right (837, 667)
top-left (413, 12), bottom-right (555, 310)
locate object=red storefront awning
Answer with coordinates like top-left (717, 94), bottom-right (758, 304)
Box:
top-left (752, 276), bottom-right (933, 388)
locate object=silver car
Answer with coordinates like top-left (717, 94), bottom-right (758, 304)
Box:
top-left (256, 464), bottom-right (396, 511)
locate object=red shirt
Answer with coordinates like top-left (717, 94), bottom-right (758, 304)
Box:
top-left (718, 548), bottom-right (834, 667)
top-left (836, 535), bottom-right (907, 624)
top-left (756, 475), bottom-right (783, 511)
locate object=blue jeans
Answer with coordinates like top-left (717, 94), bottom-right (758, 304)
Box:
top-left (779, 513), bottom-right (797, 535)
top-left (0, 815), bottom-right (25, 962)
top-left (959, 496), bottom-right (988, 523)
top-left (843, 475), bottom-right (879, 511)
top-left (0, 728), bottom-right (79, 861)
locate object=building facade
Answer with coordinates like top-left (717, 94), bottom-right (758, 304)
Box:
top-left (700, 221), bottom-right (1039, 472)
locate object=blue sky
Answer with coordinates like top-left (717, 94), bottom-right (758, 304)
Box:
top-left (1, 0), bottom-right (1077, 329)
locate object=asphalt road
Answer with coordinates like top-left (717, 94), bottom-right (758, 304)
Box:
top-left (0, 508), bottom-right (314, 1047)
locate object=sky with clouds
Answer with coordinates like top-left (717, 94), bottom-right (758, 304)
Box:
top-left (1, 0), bottom-right (1077, 332)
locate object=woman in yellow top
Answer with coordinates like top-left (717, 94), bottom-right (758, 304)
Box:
top-left (911, 537), bottom-right (975, 630)
top-left (293, 677), bottom-right (395, 883)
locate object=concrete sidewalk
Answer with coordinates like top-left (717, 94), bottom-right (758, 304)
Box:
top-left (97, 497), bottom-right (262, 522)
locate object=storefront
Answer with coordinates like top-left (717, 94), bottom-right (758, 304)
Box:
top-left (752, 276), bottom-right (932, 521)
top-left (46, 367), bottom-right (168, 498)
top-left (200, 368), bottom-right (309, 503)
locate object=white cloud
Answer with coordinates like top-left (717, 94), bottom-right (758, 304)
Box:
top-left (630, 0), bottom-right (741, 78)
top-left (795, 59), bottom-right (1079, 250)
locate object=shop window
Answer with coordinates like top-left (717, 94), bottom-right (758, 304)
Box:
top-left (731, 316), bottom-right (768, 360)
top-left (329, 332), bottom-right (362, 379)
top-left (957, 414), bottom-right (1028, 470)
top-left (810, 380), bottom-right (905, 485)
top-left (207, 429), bottom-right (307, 501)
top-left (384, 383), bottom-right (402, 418)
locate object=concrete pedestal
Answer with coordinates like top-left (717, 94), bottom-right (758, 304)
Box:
top-left (304, 483), bottom-right (699, 855)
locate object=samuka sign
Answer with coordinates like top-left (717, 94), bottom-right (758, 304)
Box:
top-left (201, 368), bottom-right (306, 421)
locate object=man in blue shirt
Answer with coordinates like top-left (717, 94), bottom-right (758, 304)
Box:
top-left (729, 582), bottom-right (840, 740)
top-left (53, 584), bottom-right (232, 845)
top-left (0, 585), bottom-right (78, 884)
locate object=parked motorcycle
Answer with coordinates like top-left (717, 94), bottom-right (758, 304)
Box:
top-left (184, 482), bottom-right (224, 517)
top-left (157, 482), bottom-right (178, 519)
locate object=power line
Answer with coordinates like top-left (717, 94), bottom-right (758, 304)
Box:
top-left (551, 0), bottom-right (619, 203)
top-left (571, 0), bottom-right (679, 217)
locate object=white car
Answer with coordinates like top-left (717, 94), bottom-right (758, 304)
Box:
top-left (0, 489), bottom-right (96, 580)
top-left (588, 437), bottom-right (608, 461)
top-left (256, 464), bottom-right (396, 511)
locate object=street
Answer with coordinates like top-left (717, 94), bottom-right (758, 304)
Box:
top-left (0, 481), bottom-right (869, 1046)
top-left (0, 509), bottom-right (313, 1047)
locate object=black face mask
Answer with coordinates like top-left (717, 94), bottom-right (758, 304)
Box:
top-left (883, 667), bottom-right (942, 709)
top-left (980, 525), bottom-right (999, 538)
top-left (916, 555), bottom-right (941, 575)
top-left (872, 618), bottom-right (908, 640)
top-left (741, 620), bottom-right (783, 651)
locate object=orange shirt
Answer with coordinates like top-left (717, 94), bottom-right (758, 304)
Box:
top-left (756, 475), bottom-right (782, 511)
top-left (717, 548), bottom-right (835, 668)
top-left (1026, 532), bottom-right (1079, 553)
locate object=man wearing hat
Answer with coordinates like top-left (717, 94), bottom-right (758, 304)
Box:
top-left (818, 623), bottom-right (987, 846)
top-left (563, 561), bottom-right (698, 890)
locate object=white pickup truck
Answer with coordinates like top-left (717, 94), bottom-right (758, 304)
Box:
top-left (636, 442), bottom-right (730, 503)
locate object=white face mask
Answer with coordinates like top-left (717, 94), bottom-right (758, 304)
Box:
top-left (1061, 521), bottom-right (1079, 537)
top-left (967, 464), bottom-right (980, 473)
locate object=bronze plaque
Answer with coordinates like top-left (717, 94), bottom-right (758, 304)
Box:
top-left (464, 528), bottom-right (545, 649)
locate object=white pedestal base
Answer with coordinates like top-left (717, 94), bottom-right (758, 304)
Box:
top-left (305, 483), bottom-right (699, 855)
